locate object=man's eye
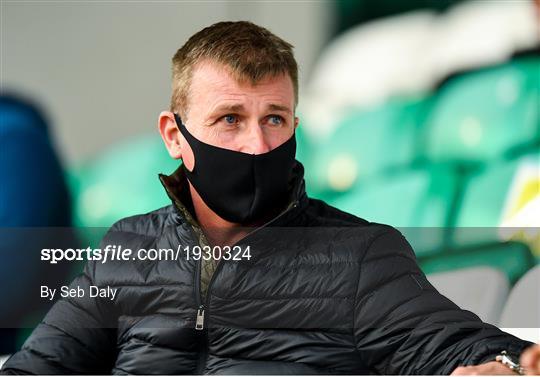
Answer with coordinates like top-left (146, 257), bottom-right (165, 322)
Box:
top-left (222, 115), bottom-right (238, 125)
top-left (268, 115), bottom-right (284, 126)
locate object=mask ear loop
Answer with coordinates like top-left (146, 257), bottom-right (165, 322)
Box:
top-left (173, 113), bottom-right (198, 145)
top-left (173, 113), bottom-right (197, 174)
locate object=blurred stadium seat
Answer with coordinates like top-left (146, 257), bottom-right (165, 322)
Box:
top-left (424, 58), bottom-right (540, 165)
top-left (69, 135), bottom-right (179, 247)
top-left (71, 135), bottom-right (178, 229)
top-left (330, 163), bottom-right (459, 255)
top-left (499, 265), bottom-right (540, 329)
top-left (420, 241), bottom-right (535, 284)
top-left (307, 97), bottom-right (430, 197)
top-left (427, 266), bottom-right (509, 325)
top-left (302, 0), bottom-right (538, 138)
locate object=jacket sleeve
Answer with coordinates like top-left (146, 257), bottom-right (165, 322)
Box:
top-left (353, 226), bottom-right (534, 375)
top-left (0, 259), bottom-right (117, 375)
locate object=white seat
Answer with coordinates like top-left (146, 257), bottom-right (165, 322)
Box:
top-left (427, 266), bottom-right (510, 325)
top-left (499, 265), bottom-right (540, 343)
top-left (300, 0), bottom-right (539, 138)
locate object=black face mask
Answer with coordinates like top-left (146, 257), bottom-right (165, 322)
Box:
top-left (174, 113), bottom-right (296, 224)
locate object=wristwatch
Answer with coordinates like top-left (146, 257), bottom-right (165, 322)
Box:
top-left (496, 350), bottom-right (525, 375)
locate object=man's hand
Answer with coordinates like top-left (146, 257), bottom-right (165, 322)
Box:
top-left (451, 361), bottom-right (518, 375)
top-left (451, 344), bottom-right (540, 375)
top-left (520, 344), bottom-right (540, 375)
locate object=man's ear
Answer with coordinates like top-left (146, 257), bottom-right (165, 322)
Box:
top-left (294, 116), bottom-right (299, 130)
top-left (158, 111), bottom-right (183, 159)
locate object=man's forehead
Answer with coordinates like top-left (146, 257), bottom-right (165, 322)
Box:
top-left (189, 60), bottom-right (294, 102)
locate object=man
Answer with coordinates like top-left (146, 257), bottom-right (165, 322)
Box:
top-left (2, 21), bottom-right (538, 375)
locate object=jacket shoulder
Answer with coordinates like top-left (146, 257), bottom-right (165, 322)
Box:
top-left (106, 204), bottom-right (180, 240)
top-left (300, 197), bottom-right (403, 257)
top-left (88, 205), bottom-right (182, 285)
top-left (303, 197), bottom-right (372, 227)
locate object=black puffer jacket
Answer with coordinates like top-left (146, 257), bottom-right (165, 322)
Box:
top-left (2, 162), bottom-right (532, 375)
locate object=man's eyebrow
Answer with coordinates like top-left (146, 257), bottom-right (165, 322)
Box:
top-left (208, 103), bottom-right (292, 116)
top-left (204, 104), bottom-right (244, 125)
top-left (267, 104), bottom-right (292, 114)
top-left (211, 104), bottom-right (246, 114)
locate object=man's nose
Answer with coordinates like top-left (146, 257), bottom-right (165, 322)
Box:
top-left (238, 123), bottom-right (272, 154)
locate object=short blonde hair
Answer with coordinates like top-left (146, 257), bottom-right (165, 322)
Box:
top-left (170, 21), bottom-right (299, 117)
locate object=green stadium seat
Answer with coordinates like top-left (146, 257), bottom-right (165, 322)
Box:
top-left (331, 163), bottom-right (460, 256)
top-left (308, 97), bottom-right (430, 197)
top-left (419, 241), bottom-right (535, 284)
top-left (69, 135), bottom-right (179, 244)
top-left (424, 58), bottom-right (540, 164)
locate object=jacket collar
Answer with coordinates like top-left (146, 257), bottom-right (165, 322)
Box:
top-left (158, 160), bottom-right (309, 229)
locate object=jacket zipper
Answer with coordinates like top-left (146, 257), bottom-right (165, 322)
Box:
top-left (195, 306), bottom-right (205, 330)
top-left (194, 199), bottom-right (299, 330)
top-left (193, 200), bottom-right (299, 374)
top-left (194, 256), bottom-right (206, 374)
